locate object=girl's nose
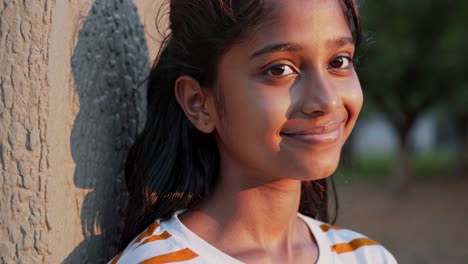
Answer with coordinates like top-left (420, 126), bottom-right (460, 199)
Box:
top-left (299, 72), bottom-right (341, 116)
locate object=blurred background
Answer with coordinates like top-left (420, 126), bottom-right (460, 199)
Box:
top-left (0, 0), bottom-right (465, 263)
top-left (334, 1), bottom-right (468, 263)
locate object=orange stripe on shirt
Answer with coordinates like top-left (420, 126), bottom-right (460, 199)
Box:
top-left (139, 248), bottom-right (199, 264)
top-left (134, 231), bottom-right (172, 250)
top-left (110, 251), bottom-right (124, 264)
top-left (331, 238), bottom-right (380, 254)
top-left (320, 224), bottom-right (342, 232)
top-left (110, 230), bottom-right (171, 263)
top-left (133, 222), bottom-right (161, 245)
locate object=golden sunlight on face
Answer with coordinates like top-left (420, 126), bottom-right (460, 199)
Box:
top-left (213, 0), bottom-right (363, 182)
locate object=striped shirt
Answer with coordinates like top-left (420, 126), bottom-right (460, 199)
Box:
top-left (109, 211), bottom-right (397, 264)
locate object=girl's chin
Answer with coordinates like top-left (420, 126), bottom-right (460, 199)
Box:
top-left (294, 162), bottom-right (340, 181)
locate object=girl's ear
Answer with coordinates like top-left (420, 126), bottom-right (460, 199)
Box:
top-left (174, 75), bottom-right (216, 133)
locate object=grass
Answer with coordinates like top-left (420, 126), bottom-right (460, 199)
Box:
top-left (333, 151), bottom-right (456, 184)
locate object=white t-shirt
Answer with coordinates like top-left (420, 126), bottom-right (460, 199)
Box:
top-left (109, 210), bottom-right (397, 264)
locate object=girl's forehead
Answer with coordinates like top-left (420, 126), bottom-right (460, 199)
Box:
top-left (241, 0), bottom-right (352, 50)
top-left (265, 0), bottom-right (341, 13)
top-left (262, 0), bottom-right (346, 27)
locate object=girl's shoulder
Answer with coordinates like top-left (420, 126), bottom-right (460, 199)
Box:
top-left (108, 218), bottom-right (201, 264)
top-left (298, 213), bottom-right (398, 264)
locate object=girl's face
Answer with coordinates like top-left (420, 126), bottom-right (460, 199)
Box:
top-left (211, 0), bottom-right (362, 182)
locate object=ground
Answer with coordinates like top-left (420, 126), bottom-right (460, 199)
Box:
top-left (336, 177), bottom-right (468, 264)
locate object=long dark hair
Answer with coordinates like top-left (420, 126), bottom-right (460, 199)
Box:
top-left (121, 0), bottom-right (362, 249)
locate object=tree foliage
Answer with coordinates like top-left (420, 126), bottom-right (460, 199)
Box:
top-left (356, 0), bottom-right (468, 187)
top-left (358, 1), bottom-right (467, 129)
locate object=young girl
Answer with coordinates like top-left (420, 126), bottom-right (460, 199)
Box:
top-left (110, 0), bottom-right (397, 263)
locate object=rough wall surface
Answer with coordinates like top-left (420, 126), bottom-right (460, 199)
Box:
top-left (1, 0), bottom-right (152, 263)
top-left (0, 1), bottom-right (54, 263)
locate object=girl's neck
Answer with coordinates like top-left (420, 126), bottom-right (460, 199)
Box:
top-left (180, 161), bottom-right (309, 254)
top-left (209, 177), bottom-right (303, 244)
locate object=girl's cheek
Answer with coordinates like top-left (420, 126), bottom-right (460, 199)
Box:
top-left (336, 74), bottom-right (362, 111)
top-left (347, 81), bottom-right (363, 115)
top-left (264, 92), bottom-right (292, 148)
top-left (257, 81), bottom-right (293, 111)
top-left (341, 79), bottom-right (363, 140)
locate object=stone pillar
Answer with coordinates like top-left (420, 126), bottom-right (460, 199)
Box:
top-left (0, 0), bottom-right (155, 263)
top-left (0, 1), bottom-right (55, 263)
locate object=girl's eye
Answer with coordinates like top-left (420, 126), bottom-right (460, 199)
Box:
top-left (265, 64), bottom-right (297, 77)
top-left (329, 56), bottom-right (352, 69)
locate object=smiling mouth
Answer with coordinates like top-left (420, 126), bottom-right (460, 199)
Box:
top-left (280, 121), bottom-right (343, 145)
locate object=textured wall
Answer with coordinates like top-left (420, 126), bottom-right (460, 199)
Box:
top-left (0, 0), bottom-right (156, 263)
top-left (0, 1), bottom-right (54, 263)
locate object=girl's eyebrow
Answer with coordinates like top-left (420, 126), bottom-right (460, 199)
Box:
top-left (326, 36), bottom-right (355, 49)
top-left (249, 36), bottom-right (355, 60)
top-left (249, 43), bottom-right (302, 59)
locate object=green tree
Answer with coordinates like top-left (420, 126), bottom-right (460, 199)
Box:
top-left (357, 1), bottom-right (468, 190)
top-left (446, 83), bottom-right (468, 178)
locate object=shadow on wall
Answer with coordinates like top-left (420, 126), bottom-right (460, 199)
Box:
top-left (64, 0), bottom-right (149, 263)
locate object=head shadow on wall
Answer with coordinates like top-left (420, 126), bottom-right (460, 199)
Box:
top-left (64, 0), bottom-right (148, 262)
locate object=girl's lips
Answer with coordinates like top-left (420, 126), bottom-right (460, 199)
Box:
top-left (280, 121), bottom-right (343, 145)
top-left (281, 129), bottom-right (340, 145)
